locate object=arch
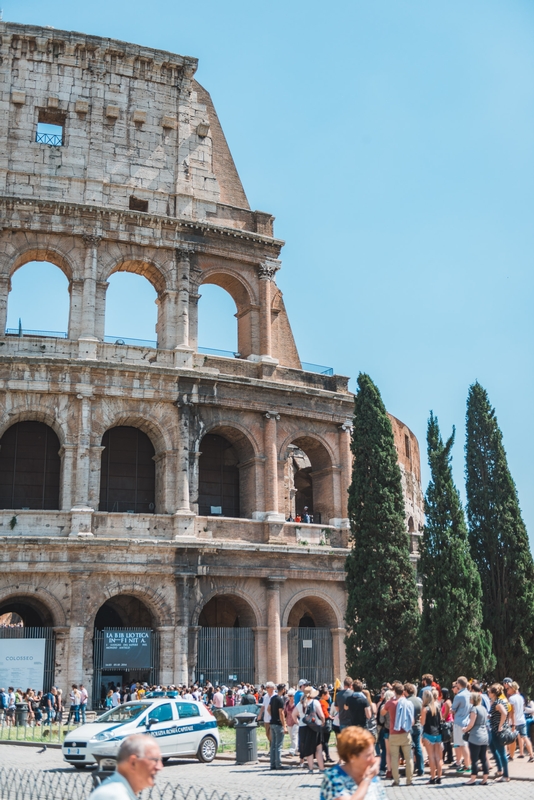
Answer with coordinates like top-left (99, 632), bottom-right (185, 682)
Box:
top-left (197, 423), bottom-right (258, 519)
top-left (279, 431), bottom-right (336, 470)
top-left (93, 412), bottom-right (171, 455)
top-left (9, 247), bottom-right (75, 282)
top-left (0, 410), bottom-right (67, 447)
top-left (104, 272), bottom-right (158, 344)
top-left (282, 589), bottom-right (343, 629)
top-left (191, 586), bottom-right (261, 628)
top-left (198, 593), bottom-right (258, 628)
top-left (199, 421), bottom-right (259, 461)
top-left (94, 594), bottom-right (154, 630)
top-left (199, 269), bottom-right (256, 312)
top-left (85, 583), bottom-right (173, 631)
top-left (102, 258), bottom-right (168, 295)
top-left (99, 426), bottom-right (155, 513)
top-left (280, 432), bottom-right (335, 523)
top-left (0, 421), bottom-right (61, 510)
top-left (0, 585), bottom-right (67, 628)
top-left (197, 283), bottom-right (238, 354)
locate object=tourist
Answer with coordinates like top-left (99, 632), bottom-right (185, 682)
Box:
top-left (507, 681), bottom-right (534, 761)
top-left (344, 680), bottom-right (371, 729)
top-left (440, 688), bottom-right (454, 764)
top-left (319, 686), bottom-right (334, 763)
top-left (44, 686), bottom-right (57, 725)
top-left (404, 683), bottom-right (423, 777)
top-left (68, 685), bottom-right (81, 723)
top-left (488, 683), bottom-right (510, 781)
top-left (80, 683), bottom-right (88, 724)
top-left (381, 681), bottom-right (413, 787)
top-left (420, 689), bottom-right (442, 784)
top-left (6, 687), bottom-right (16, 726)
top-left (212, 686), bottom-right (224, 709)
top-left (285, 688), bottom-right (299, 755)
top-left (451, 676), bottom-right (472, 772)
top-left (335, 677), bottom-right (354, 732)
top-left (257, 681), bottom-right (276, 748)
top-left (111, 686), bottom-right (121, 708)
top-left (463, 691), bottom-right (489, 785)
top-left (320, 726), bottom-right (385, 800)
top-left (56, 688), bottom-right (64, 724)
top-left (90, 734), bottom-right (163, 800)
top-left (376, 689), bottom-right (393, 777)
top-left (295, 685), bottom-right (325, 773)
top-left (269, 683), bottom-right (288, 770)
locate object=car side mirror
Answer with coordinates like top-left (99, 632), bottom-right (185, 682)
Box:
top-left (146, 717), bottom-right (158, 728)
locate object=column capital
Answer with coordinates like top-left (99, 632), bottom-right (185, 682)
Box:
top-left (266, 576), bottom-right (286, 587)
top-left (258, 259), bottom-right (280, 281)
top-left (175, 246), bottom-right (195, 260)
top-left (264, 412), bottom-right (280, 421)
top-left (339, 420), bottom-right (353, 432)
top-left (82, 233), bottom-right (102, 247)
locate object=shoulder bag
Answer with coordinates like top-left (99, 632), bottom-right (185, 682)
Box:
top-left (302, 700), bottom-right (323, 733)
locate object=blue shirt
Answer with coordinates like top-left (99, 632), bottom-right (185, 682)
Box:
top-left (91, 771), bottom-right (138, 800)
top-left (451, 688), bottom-right (471, 727)
top-left (321, 764), bottom-right (386, 800)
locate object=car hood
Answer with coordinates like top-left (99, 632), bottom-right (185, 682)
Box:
top-left (63, 722), bottom-right (130, 741)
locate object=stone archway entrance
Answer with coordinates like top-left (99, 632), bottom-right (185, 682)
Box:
top-left (196, 594), bottom-right (255, 686)
top-left (92, 595), bottom-right (160, 708)
top-left (287, 597), bottom-right (335, 687)
top-left (0, 596), bottom-right (56, 692)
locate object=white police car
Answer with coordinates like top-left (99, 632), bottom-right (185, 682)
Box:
top-left (62, 698), bottom-right (219, 769)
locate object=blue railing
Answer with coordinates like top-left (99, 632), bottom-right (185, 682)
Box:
top-left (300, 362), bottom-right (334, 376)
top-left (198, 346), bottom-right (238, 358)
top-left (36, 132), bottom-right (62, 146)
top-left (5, 328), bottom-right (68, 338)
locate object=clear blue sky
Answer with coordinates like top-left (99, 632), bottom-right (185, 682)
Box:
top-left (8, 1), bottom-right (534, 544)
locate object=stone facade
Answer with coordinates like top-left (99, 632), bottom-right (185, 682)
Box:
top-left (0, 22), bottom-right (424, 703)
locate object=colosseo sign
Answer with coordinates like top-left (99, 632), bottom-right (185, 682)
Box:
top-left (103, 630), bottom-right (152, 670)
top-left (0, 639), bottom-right (46, 691)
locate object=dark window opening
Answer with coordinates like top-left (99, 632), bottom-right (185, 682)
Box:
top-left (0, 421), bottom-right (61, 510)
top-left (299, 614), bottom-right (316, 628)
top-left (198, 434), bottom-right (240, 518)
top-left (99, 426), bottom-right (156, 513)
top-left (129, 196), bottom-right (149, 213)
top-left (36, 109), bottom-right (65, 146)
top-left (404, 434), bottom-right (411, 459)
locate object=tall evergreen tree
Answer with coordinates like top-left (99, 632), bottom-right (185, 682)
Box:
top-left (345, 373), bottom-right (421, 688)
top-left (420, 413), bottom-right (493, 685)
top-left (465, 382), bottom-right (534, 690)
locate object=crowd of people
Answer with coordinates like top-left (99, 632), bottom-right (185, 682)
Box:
top-left (0, 683), bottom-right (89, 725)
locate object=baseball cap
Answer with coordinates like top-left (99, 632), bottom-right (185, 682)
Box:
top-left (298, 679), bottom-right (308, 686)
top-left (503, 677), bottom-right (513, 685)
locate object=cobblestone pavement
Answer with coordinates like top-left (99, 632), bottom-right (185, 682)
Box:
top-left (0, 745), bottom-right (533, 800)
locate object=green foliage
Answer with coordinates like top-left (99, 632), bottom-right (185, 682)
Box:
top-left (420, 413), bottom-right (494, 685)
top-left (465, 382), bottom-right (534, 691)
top-left (345, 373), bottom-right (421, 689)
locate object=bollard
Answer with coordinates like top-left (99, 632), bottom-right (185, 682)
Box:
top-left (234, 711), bottom-right (258, 765)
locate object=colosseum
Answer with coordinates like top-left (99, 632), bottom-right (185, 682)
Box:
top-left (0, 21), bottom-right (424, 706)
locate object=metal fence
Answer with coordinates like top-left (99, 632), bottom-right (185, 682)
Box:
top-left (197, 628), bottom-right (254, 686)
top-left (0, 769), bottom-right (257, 800)
top-left (287, 627), bottom-right (333, 688)
top-left (0, 718), bottom-right (86, 745)
top-left (35, 132), bottom-right (62, 146)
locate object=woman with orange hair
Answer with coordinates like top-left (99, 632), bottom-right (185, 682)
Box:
top-left (320, 726), bottom-right (386, 800)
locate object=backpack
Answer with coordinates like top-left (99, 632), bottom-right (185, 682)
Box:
top-left (302, 700), bottom-right (323, 732)
top-left (0, 693), bottom-right (7, 710)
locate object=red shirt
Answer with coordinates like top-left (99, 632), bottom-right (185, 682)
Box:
top-left (384, 697), bottom-right (404, 735)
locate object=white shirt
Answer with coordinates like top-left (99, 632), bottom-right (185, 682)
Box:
top-left (263, 691), bottom-right (276, 723)
top-left (509, 693), bottom-right (526, 726)
top-left (91, 771), bottom-right (137, 800)
top-left (111, 691), bottom-right (121, 708)
top-left (80, 687), bottom-right (88, 706)
top-left (212, 691), bottom-right (224, 708)
top-left (7, 692), bottom-right (15, 709)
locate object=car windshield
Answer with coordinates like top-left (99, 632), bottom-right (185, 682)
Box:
top-left (95, 703), bottom-right (149, 724)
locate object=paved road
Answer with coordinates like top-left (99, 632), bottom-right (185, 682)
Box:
top-left (1, 745), bottom-right (533, 800)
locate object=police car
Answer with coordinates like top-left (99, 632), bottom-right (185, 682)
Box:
top-left (62, 698), bottom-right (219, 769)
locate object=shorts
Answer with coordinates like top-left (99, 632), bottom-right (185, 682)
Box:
top-left (423, 733), bottom-right (442, 744)
top-left (516, 724), bottom-right (527, 737)
top-left (453, 724), bottom-right (466, 747)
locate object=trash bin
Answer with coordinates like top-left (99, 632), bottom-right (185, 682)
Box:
top-left (235, 711), bottom-right (258, 765)
top-left (15, 702), bottom-right (28, 726)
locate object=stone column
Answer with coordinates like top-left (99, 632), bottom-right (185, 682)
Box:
top-left (156, 290), bottom-right (178, 349)
top-left (263, 412), bottom-right (283, 521)
top-left (157, 626), bottom-right (176, 686)
top-left (67, 279), bottom-right (83, 340)
top-left (58, 444), bottom-right (76, 511)
top-left (188, 292), bottom-right (200, 353)
top-left (70, 395), bottom-right (94, 536)
top-left (94, 281), bottom-right (109, 342)
top-left (174, 575), bottom-right (190, 684)
top-left (175, 403), bottom-right (191, 515)
top-left (173, 248), bottom-right (194, 366)
top-left (88, 445), bottom-right (105, 511)
top-left (53, 627), bottom-right (70, 693)
top-left (188, 626), bottom-right (201, 684)
top-left (280, 626), bottom-right (290, 685)
top-left (0, 275), bottom-right (10, 336)
top-left (252, 626), bottom-right (268, 685)
top-left (331, 627), bottom-right (346, 680)
top-left (257, 260), bottom-right (279, 362)
top-left (338, 422), bottom-right (353, 524)
top-left (266, 577), bottom-right (285, 683)
top-left (67, 626), bottom-right (86, 688)
top-left (78, 234), bottom-right (101, 359)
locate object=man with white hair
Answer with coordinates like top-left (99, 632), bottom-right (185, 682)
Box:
top-left (257, 682), bottom-right (276, 748)
top-left (91, 734), bottom-right (163, 800)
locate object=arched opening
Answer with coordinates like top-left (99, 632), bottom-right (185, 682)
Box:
top-left (0, 421), bottom-right (61, 510)
top-left (6, 261), bottom-right (70, 337)
top-left (105, 272), bottom-right (158, 346)
top-left (198, 434), bottom-right (240, 518)
top-left (196, 594), bottom-right (255, 686)
top-left (93, 595), bottom-right (159, 708)
top-left (0, 595), bottom-right (56, 692)
top-left (287, 596), bottom-right (335, 687)
top-left (198, 284), bottom-right (238, 356)
top-left (283, 436), bottom-right (333, 524)
top-left (99, 426), bottom-right (156, 513)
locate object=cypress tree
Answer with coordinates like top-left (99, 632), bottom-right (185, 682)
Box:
top-left (420, 413), bottom-right (493, 685)
top-left (345, 373), bottom-right (420, 688)
top-left (465, 382), bottom-right (534, 690)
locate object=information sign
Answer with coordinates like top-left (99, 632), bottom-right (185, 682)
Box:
top-left (0, 638), bottom-right (46, 690)
top-left (103, 630), bottom-right (152, 670)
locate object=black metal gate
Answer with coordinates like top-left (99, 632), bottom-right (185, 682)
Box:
top-left (0, 626), bottom-right (56, 692)
top-left (196, 628), bottom-right (254, 685)
top-left (288, 628), bottom-right (333, 687)
top-left (92, 627), bottom-right (160, 708)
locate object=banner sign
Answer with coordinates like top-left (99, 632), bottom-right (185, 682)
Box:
top-left (103, 631), bottom-right (152, 670)
top-left (0, 638), bottom-right (46, 690)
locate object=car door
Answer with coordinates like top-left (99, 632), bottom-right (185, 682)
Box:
top-left (144, 702), bottom-right (178, 755)
top-left (173, 701), bottom-right (204, 754)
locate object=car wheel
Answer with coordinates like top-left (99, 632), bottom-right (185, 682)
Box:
top-left (197, 736), bottom-right (217, 763)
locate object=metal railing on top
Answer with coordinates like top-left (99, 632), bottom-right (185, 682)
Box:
top-left (36, 132), bottom-right (62, 146)
top-left (300, 362), bottom-right (334, 376)
top-left (5, 328), bottom-right (68, 339)
top-left (104, 335), bottom-right (157, 348)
